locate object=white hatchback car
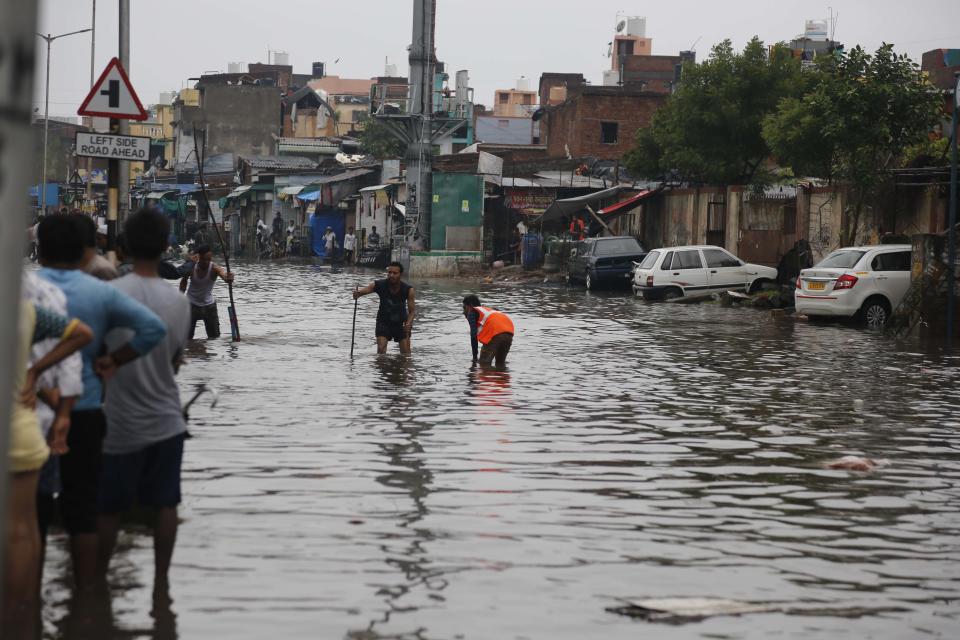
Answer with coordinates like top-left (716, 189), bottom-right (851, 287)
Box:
top-left (795, 245), bottom-right (912, 328)
top-left (632, 245), bottom-right (778, 300)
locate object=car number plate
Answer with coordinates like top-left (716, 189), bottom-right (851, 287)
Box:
top-left (807, 282), bottom-right (826, 291)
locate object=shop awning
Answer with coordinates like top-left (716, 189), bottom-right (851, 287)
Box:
top-left (144, 190), bottom-right (178, 199)
top-left (596, 189), bottom-right (659, 218)
top-left (393, 202), bottom-right (406, 216)
top-left (297, 189), bottom-right (320, 202)
top-left (279, 185), bottom-right (305, 196)
top-left (359, 184), bottom-right (389, 193)
top-left (538, 186), bottom-right (622, 223)
top-left (225, 185), bottom-right (252, 199)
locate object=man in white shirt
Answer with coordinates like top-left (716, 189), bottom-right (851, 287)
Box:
top-left (98, 208), bottom-right (191, 598)
top-left (343, 226), bottom-right (357, 264)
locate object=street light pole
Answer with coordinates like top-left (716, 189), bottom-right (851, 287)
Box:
top-left (36, 27), bottom-right (93, 216)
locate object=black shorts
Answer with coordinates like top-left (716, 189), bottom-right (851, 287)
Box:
top-left (100, 432), bottom-right (186, 513)
top-left (376, 319), bottom-right (408, 342)
top-left (59, 409), bottom-right (107, 534)
top-left (189, 303), bottom-right (220, 339)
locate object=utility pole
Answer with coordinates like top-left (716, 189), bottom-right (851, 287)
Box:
top-left (112, 0), bottom-right (130, 260)
top-left (406, 0), bottom-right (436, 251)
top-left (37, 28), bottom-right (92, 215)
top-left (947, 72), bottom-right (959, 344)
top-left (85, 0), bottom-right (96, 206)
top-left (0, 0), bottom-right (41, 595)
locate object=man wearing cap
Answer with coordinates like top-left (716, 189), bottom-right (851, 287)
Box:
top-left (79, 215), bottom-right (118, 281)
top-left (323, 226), bottom-right (338, 260)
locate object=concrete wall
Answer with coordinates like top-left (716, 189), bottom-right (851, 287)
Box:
top-left (431, 173), bottom-right (484, 251)
top-left (620, 55), bottom-right (683, 93)
top-left (193, 84), bottom-right (281, 159)
top-left (476, 116), bottom-right (534, 145)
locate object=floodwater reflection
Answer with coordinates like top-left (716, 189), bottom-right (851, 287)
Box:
top-left (39, 261), bottom-right (960, 639)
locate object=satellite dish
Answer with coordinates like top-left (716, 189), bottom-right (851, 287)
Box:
top-left (616, 20), bottom-right (626, 33)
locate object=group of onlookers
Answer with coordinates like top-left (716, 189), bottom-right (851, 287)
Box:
top-left (5, 208), bottom-right (233, 636)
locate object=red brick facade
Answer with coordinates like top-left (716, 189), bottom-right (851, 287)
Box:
top-left (541, 88), bottom-right (665, 160)
top-left (620, 55), bottom-right (685, 94)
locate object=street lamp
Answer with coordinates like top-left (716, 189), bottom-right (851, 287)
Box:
top-left (36, 27), bottom-right (92, 214)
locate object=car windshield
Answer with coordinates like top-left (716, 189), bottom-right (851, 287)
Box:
top-left (638, 251), bottom-right (659, 269)
top-left (816, 250), bottom-right (866, 269)
top-left (595, 238), bottom-right (643, 255)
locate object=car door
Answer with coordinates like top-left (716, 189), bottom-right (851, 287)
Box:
top-left (871, 249), bottom-right (912, 307)
top-left (702, 247), bottom-right (747, 291)
top-left (664, 249), bottom-right (708, 292)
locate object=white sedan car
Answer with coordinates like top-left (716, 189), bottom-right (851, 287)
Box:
top-left (632, 245), bottom-right (778, 300)
top-left (795, 244), bottom-right (912, 328)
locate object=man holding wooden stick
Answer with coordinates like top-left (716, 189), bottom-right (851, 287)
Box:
top-left (353, 262), bottom-right (415, 354)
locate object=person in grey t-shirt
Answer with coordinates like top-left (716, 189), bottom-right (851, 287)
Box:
top-left (98, 208), bottom-right (191, 596)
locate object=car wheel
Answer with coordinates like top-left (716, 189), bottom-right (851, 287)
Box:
top-left (663, 288), bottom-right (682, 301)
top-left (860, 297), bottom-right (890, 328)
top-left (748, 279), bottom-right (768, 294)
top-left (585, 271), bottom-right (593, 290)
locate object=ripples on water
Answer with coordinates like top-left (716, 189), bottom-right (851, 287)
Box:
top-left (41, 261), bottom-right (960, 639)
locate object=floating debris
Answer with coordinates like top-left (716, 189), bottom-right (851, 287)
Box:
top-left (607, 597), bottom-right (777, 623)
top-left (824, 455), bottom-right (889, 472)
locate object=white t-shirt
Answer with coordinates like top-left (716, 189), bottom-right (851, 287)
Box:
top-left (517, 221), bottom-right (528, 235)
top-left (343, 233), bottom-right (356, 251)
top-left (103, 274), bottom-right (191, 454)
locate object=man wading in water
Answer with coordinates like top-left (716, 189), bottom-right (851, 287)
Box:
top-left (353, 262), bottom-right (416, 354)
top-left (179, 245), bottom-right (234, 339)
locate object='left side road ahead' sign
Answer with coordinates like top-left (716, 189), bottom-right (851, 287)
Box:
top-left (75, 132), bottom-right (151, 161)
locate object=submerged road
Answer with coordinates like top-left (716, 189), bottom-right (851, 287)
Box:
top-left (42, 261), bottom-right (960, 638)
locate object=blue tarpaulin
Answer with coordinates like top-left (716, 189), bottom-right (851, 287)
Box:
top-left (309, 209), bottom-right (345, 257)
top-left (297, 189), bottom-right (320, 202)
top-left (29, 183), bottom-right (60, 205)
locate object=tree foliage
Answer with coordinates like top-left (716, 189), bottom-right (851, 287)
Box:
top-left (625, 37), bottom-right (805, 185)
top-left (762, 44), bottom-right (942, 244)
top-left (356, 113), bottom-right (406, 159)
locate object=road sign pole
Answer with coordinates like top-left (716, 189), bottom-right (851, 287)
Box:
top-left (117, 0), bottom-right (130, 227)
top-left (107, 118), bottom-right (119, 262)
top-left (948, 73), bottom-right (959, 345)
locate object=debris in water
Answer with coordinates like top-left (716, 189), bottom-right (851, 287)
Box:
top-left (825, 455), bottom-right (889, 472)
top-left (607, 597), bottom-right (776, 623)
top-left (852, 399), bottom-right (864, 411)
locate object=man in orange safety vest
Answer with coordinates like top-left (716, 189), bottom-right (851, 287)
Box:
top-left (462, 295), bottom-right (515, 367)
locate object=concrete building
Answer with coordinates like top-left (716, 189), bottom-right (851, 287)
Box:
top-left (493, 78), bottom-right (538, 117)
top-left (309, 76), bottom-right (375, 136)
top-left (173, 83), bottom-right (282, 164)
top-left (537, 86), bottom-right (665, 160)
top-left (787, 19), bottom-right (843, 66)
top-left (610, 16), bottom-right (652, 69)
top-left (475, 116), bottom-right (533, 145)
top-left (922, 48), bottom-right (960, 140)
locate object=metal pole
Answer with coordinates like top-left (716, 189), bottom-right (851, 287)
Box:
top-left (41, 35), bottom-right (50, 214)
top-left (947, 74), bottom-right (959, 344)
top-left (0, 0), bottom-right (41, 600)
top-left (85, 0), bottom-right (96, 206)
top-left (116, 0), bottom-right (130, 239)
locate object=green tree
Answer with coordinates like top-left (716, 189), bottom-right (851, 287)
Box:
top-left (762, 44), bottom-right (941, 244)
top-left (356, 113), bottom-right (405, 159)
top-left (625, 37), bottom-right (805, 186)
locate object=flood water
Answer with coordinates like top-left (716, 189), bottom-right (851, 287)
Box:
top-left (41, 261), bottom-right (960, 639)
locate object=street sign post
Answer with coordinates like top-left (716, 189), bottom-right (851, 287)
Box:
top-left (77, 56), bottom-right (147, 264)
top-left (75, 131), bottom-right (150, 161)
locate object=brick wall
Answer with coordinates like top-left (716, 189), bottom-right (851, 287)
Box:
top-left (543, 90), bottom-right (665, 160)
top-left (621, 55), bottom-right (683, 94)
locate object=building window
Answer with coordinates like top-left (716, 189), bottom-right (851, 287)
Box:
top-left (499, 93), bottom-right (509, 104)
top-left (600, 122), bottom-right (618, 144)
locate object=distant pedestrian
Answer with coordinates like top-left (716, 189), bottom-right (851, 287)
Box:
top-left (462, 295), bottom-right (514, 367)
top-left (77, 215), bottom-right (118, 281)
top-left (323, 226), bottom-right (338, 259)
top-left (36, 213), bottom-right (167, 592)
top-left (343, 226), bottom-right (357, 264)
top-left (368, 225), bottom-right (381, 247)
top-left (286, 221), bottom-right (296, 255)
top-left (97, 208), bottom-right (191, 599)
top-left (353, 261), bottom-right (416, 354)
top-left (192, 223), bottom-right (211, 247)
top-left (179, 244), bottom-right (235, 339)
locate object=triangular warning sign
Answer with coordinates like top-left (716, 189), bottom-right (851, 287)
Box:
top-left (78, 57), bottom-right (148, 121)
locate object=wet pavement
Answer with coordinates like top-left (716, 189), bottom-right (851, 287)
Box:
top-left (41, 261), bottom-right (960, 638)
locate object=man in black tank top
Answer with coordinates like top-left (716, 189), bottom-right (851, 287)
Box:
top-left (353, 261), bottom-right (416, 354)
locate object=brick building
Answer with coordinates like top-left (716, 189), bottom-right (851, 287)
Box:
top-left (620, 52), bottom-right (695, 93)
top-left (538, 73), bottom-right (585, 106)
top-left (537, 86), bottom-right (665, 160)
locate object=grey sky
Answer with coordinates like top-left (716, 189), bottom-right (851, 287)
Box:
top-left (33, 0), bottom-right (960, 119)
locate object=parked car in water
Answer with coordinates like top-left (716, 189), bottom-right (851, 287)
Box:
top-left (794, 244), bottom-right (912, 328)
top-left (566, 236), bottom-right (648, 290)
top-left (632, 245), bottom-right (778, 300)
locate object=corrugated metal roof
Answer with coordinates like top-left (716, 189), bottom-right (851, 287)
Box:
top-left (279, 185), bottom-right (305, 196)
top-left (359, 184), bottom-right (389, 192)
top-left (240, 155), bottom-right (317, 170)
top-left (307, 168), bottom-right (374, 185)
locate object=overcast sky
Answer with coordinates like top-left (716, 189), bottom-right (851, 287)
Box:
top-left (33, 0), bottom-right (960, 119)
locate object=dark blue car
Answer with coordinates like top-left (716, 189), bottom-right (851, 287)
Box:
top-left (566, 236), bottom-right (648, 290)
